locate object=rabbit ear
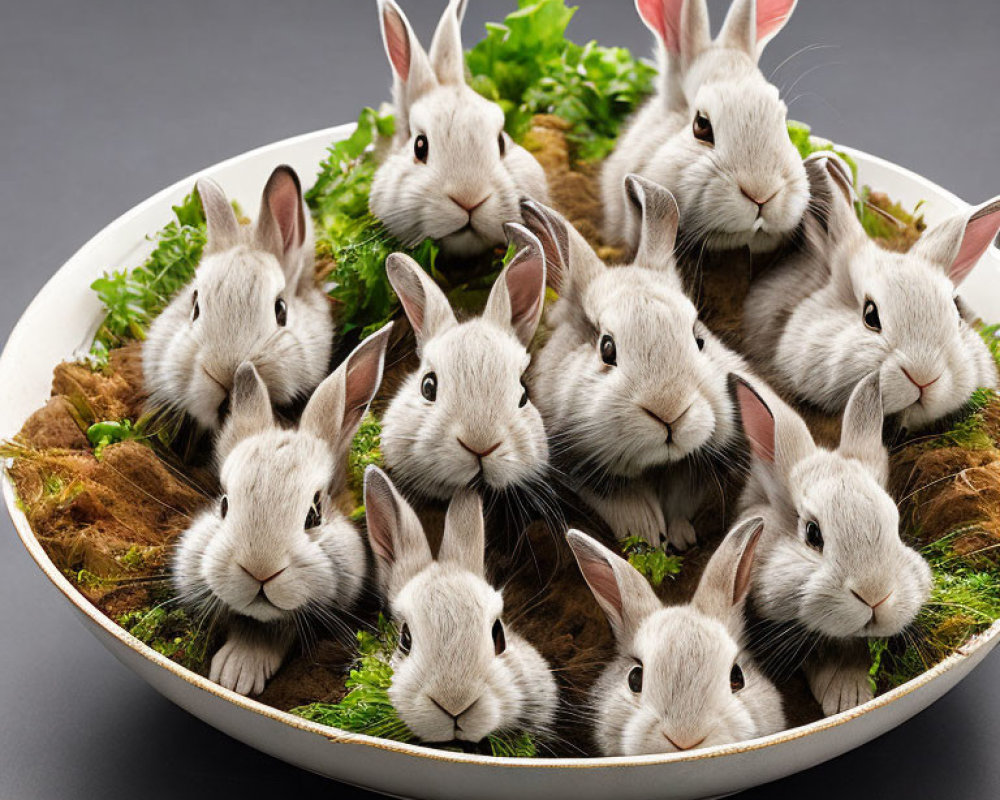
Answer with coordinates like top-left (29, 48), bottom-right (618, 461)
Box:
top-left (256, 165), bottom-right (307, 279)
top-left (378, 0), bottom-right (437, 122)
top-left (215, 362), bottom-right (273, 462)
top-left (692, 517), bottom-right (764, 630)
top-left (386, 253), bottom-right (456, 348)
top-left (364, 466), bottom-right (432, 595)
top-left (839, 372), bottom-right (888, 484)
top-left (635, 0), bottom-right (709, 65)
top-left (198, 177), bottom-right (239, 255)
top-left (486, 225), bottom-right (547, 347)
top-left (428, 0), bottom-right (467, 85)
top-left (625, 175), bottom-right (682, 283)
top-left (733, 375), bottom-right (815, 477)
top-left (720, 0), bottom-right (797, 59)
top-left (438, 489), bottom-right (485, 574)
top-left (520, 199), bottom-right (604, 302)
top-left (566, 530), bottom-right (661, 643)
top-left (754, 0), bottom-right (798, 53)
top-left (804, 153), bottom-right (863, 248)
top-left (300, 324), bottom-right (392, 459)
top-left (912, 197), bottom-right (1000, 287)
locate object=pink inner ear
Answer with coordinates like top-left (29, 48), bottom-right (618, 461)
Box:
top-left (636, 0), bottom-right (683, 53)
top-left (755, 0), bottom-right (797, 42)
top-left (951, 202), bottom-right (1000, 286)
top-left (506, 251), bottom-right (545, 332)
top-left (733, 522), bottom-right (764, 604)
top-left (383, 6), bottom-right (411, 82)
top-left (365, 479), bottom-right (397, 566)
top-left (344, 332), bottom-right (388, 426)
top-left (737, 382), bottom-right (776, 464)
top-left (579, 551), bottom-right (623, 620)
top-left (267, 173), bottom-right (301, 253)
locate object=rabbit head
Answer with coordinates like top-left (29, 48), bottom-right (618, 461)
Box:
top-left (525, 176), bottom-right (745, 483)
top-left (735, 372), bottom-right (932, 638)
top-left (172, 326), bottom-right (391, 628)
top-left (380, 228), bottom-right (549, 500)
top-left (364, 468), bottom-right (557, 744)
top-left (142, 165), bottom-right (333, 431)
top-left (568, 519), bottom-right (783, 756)
top-left (777, 154), bottom-right (1000, 430)
top-left (369, 0), bottom-right (548, 257)
top-left (625, 0), bottom-right (808, 253)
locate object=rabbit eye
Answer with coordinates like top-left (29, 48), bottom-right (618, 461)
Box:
top-left (694, 326), bottom-right (705, 351)
top-left (863, 299), bottom-right (881, 332)
top-left (600, 334), bottom-right (617, 367)
top-left (518, 379), bottom-right (529, 408)
top-left (498, 132), bottom-right (507, 157)
top-left (492, 619), bottom-right (507, 655)
top-left (220, 495), bottom-right (229, 519)
top-left (693, 112), bottom-right (715, 145)
top-left (730, 663), bottom-right (745, 693)
top-left (399, 623), bottom-right (412, 655)
top-left (191, 290), bottom-right (200, 322)
top-left (275, 297), bottom-right (288, 327)
top-left (805, 520), bottom-right (824, 551)
top-left (420, 372), bottom-right (438, 402)
top-left (414, 134), bottom-right (429, 163)
top-left (305, 491), bottom-right (322, 529)
top-left (627, 664), bottom-right (643, 693)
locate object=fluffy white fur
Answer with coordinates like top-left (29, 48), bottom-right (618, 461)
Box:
top-left (568, 519), bottom-right (784, 757)
top-left (734, 372), bottom-right (932, 715)
top-left (370, 0), bottom-right (548, 257)
top-left (172, 326), bottom-right (392, 696)
top-left (525, 177), bottom-right (750, 549)
top-left (364, 468), bottom-right (557, 744)
top-left (143, 166), bottom-right (333, 432)
top-left (744, 154), bottom-right (1000, 431)
top-left (380, 227), bottom-right (549, 501)
top-left (602, 0), bottom-right (807, 255)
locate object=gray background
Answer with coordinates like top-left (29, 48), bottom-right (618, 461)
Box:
top-left (1, 0), bottom-right (998, 797)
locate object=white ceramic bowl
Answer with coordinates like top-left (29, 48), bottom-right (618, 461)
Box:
top-left (3, 126), bottom-right (1000, 800)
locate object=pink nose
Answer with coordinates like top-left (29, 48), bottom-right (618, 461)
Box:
top-left (458, 438), bottom-right (502, 459)
top-left (740, 186), bottom-right (779, 208)
top-left (902, 368), bottom-right (941, 394)
top-left (450, 194), bottom-right (490, 214)
top-left (240, 565), bottom-right (286, 585)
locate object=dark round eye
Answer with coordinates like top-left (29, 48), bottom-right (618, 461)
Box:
top-left (695, 328), bottom-right (705, 351)
top-left (693, 112), bottom-right (714, 144)
top-left (191, 290), bottom-right (200, 322)
top-left (863, 299), bottom-right (881, 332)
top-left (518, 380), bottom-right (528, 408)
top-left (730, 663), bottom-right (745, 693)
top-left (492, 619), bottom-right (507, 655)
top-left (805, 520), bottom-right (824, 551)
top-left (275, 297), bottom-right (288, 327)
top-left (220, 495), bottom-right (229, 519)
top-left (399, 622), bottom-right (412, 655)
top-left (414, 134), bottom-right (429, 163)
top-left (600, 334), bottom-right (617, 366)
top-left (498, 132), bottom-right (507, 157)
top-left (420, 372), bottom-right (437, 402)
top-left (305, 491), bottom-right (322, 529)
top-left (628, 664), bottom-right (643, 693)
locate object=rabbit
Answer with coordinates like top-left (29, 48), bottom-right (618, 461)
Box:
top-left (601, 0), bottom-right (808, 258)
top-left (522, 175), bottom-right (751, 550)
top-left (379, 225), bottom-right (550, 504)
top-left (369, 0), bottom-right (549, 258)
top-left (566, 518), bottom-right (785, 756)
top-left (733, 371), bottom-right (933, 716)
top-left (363, 466), bottom-right (558, 745)
top-left (143, 165), bottom-right (334, 433)
top-left (744, 152), bottom-right (1000, 432)
top-left (172, 325), bottom-right (392, 696)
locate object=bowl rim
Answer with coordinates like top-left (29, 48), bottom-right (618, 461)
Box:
top-left (3, 126), bottom-right (999, 770)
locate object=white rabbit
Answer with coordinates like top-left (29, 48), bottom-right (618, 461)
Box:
top-left (369, 0), bottom-right (549, 258)
top-left (602, 0), bottom-right (808, 257)
top-left (363, 466), bottom-right (558, 744)
top-left (379, 226), bottom-right (550, 503)
top-left (172, 326), bottom-right (391, 696)
top-left (744, 153), bottom-right (1000, 431)
top-left (143, 165), bottom-right (334, 432)
top-left (524, 176), bottom-right (750, 550)
top-left (734, 372), bottom-right (932, 715)
top-left (567, 519), bottom-right (784, 756)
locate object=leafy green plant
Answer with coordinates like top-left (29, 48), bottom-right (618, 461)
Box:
top-left (86, 419), bottom-right (147, 459)
top-left (118, 605), bottom-right (211, 672)
top-left (466, 0), bottom-right (656, 162)
top-left (621, 537), bottom-right (683, 587)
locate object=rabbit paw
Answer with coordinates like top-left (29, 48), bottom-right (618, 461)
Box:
top-left (582, 486), bottom-right (666, 546)
top-left (210, 635), bottom-right (285, 696)
top-left (665, 517), bottom-right (698, 551)
top-left (809, 662), bottom-right (874, 717)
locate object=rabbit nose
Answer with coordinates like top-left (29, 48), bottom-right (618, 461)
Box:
top-left (450, 194), bottom-right (491, 215)
top-left (458, 438), bottom-right (502, 459)
top-left (851, 588), bottom-right (893, 610)
top-left (239, 564), bottom-right (287, 585)
top-left (663, 732), bottom-right (707, 752)
top-left (740, 185), bottom-right (780, 210)
top-left (901, 367), bottom-right (941, 395)
top-left (429, 695), bottom-right (479, 721)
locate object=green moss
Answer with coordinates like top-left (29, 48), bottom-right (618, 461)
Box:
top-left (291, 616), bottom-right (538, 758)
top-left (119, 545), bottom-right (149, 572)
top-left (118, 606), bottom-right (210, 672)
top-left (347, 414), bottom-right (382, 499)
top-left (621, 537), bottom-right (683, 587)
